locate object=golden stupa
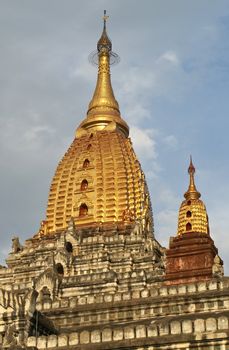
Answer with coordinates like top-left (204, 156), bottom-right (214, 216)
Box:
top-left (177, 157), bottom-right (209, 235)
top-left (44, 14), bottom-right (153, 234)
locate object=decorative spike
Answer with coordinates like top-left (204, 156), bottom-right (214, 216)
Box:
top-left (97, 10), bottom-right (112, 52)
top-left (188, 155), bottom-right (195, 175)
top-left (103, 10), bottom-right (109, 29)
top-left (184, 157), bottom-right (201, 200)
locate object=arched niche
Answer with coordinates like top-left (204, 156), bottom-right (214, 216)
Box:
top-left (83, 159), bottom-right (90, 169)
top-left (39, 286), bottom-right (52, 303)
top-left (56, 263), bottom-right (64, 276)
top-left (65, 241), bottom-right (73, 253)
top-left (80, 179), bottom-right (88, 191)
top-left (186, 222), bottom-right (192, 231)
top-left (79, 203), bottom-right (88, 217)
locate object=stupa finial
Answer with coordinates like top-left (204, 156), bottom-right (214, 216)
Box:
top-left (184, 156), bottom-right (201, 200)
top-left (76, 11), bottom-right (129, 138)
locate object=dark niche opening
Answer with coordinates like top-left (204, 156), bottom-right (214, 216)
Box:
top-left (29, 310), bottom-right (58, 337)
top-left (40, 286), bottom-right (51, 303)
top-left (81, 179), bottom-right (88, 191)
top-left (79, 203), bottom-right (88, 217)
top-left (56, 263), bottom-right (64, 275)
top-left (83, 159), bottom-right (90, 168)
top-left (186, 222), bottom-right (192, 231)
top-left (65, 241), bottom-right (73, 253)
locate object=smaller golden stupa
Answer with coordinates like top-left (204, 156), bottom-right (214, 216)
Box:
top-left (177, 157), bottom-right (209, 235)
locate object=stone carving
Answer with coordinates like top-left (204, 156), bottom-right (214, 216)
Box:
top-left (3, 324), bottom-right (19, 348)
top-left (34, 263), bottom-right (62, 301)
top-left (38, 220), bottom-right (48, 237)
top-left (212, 254), bottom-right (224, 277)
top-left (24, 288), bottom-right (38, 316)
top-left (67, 217), bottom-right (76, 235)
top-left (122, 209), bottom-right (134, 222)
top-left (11, 237), bottom-right (23, 254)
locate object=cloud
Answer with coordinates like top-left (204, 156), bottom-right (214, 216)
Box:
top-left (71, 56), bottom-right (95, 82)
top-left (157, 51), bottom-right (180, 66)
top-left (162, 135), bottom-right (178, 150)
top-left (115, 47), bottom-right (188, 115)
top-left (124, 103), bottom-right (152, 123)
top-left (130, 126), bottom-right (157, 160)
top-left (115, 66), bottom-right (156, 124)
top-left (207, 201), bottom-right (229, 275)
top-left (0, 118), bottom-right (56, 153)
top-left (156, 209), bottom-right (178, 244)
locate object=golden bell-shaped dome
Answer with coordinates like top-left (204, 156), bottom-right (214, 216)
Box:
top-left (44, 15), bottom-right (153, 234)
top-left (177, 158), bottom-right (209, 235)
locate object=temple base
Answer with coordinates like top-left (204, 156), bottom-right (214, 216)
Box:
top-left (164, 232), bottom-right (223, 285)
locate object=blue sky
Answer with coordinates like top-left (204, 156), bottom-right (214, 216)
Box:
top-left (0, 0), bottom-right (229, 272)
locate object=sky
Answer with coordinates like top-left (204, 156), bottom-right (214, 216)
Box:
top-left (0, 0), bottom-right (229, 273)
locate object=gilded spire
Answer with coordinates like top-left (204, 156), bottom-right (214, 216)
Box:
top-left (76, 11), bottom-right (129, 138)
top-left (184, 156), bottom-right (201, 200)
top-left (87, 10), bottom-right (120, 118)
